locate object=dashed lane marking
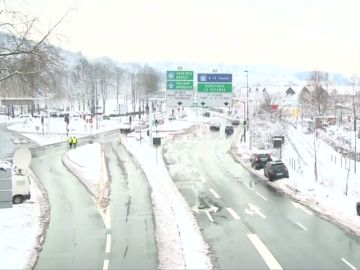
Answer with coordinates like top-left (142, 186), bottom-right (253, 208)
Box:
top-left (243, 182), bottom-right (254, 190)
top-left (341, 258), bottom-right (357, 270)
top-left (247, 234), bottom-right (283, 270)
top-left (209, 188), bottom-right (221, 199)
top-left (226, 207), bottom-right (241, 220)
top-left (291, 202), bottom-right (313, 216)
top-left (296, 222), bottom-right (308, 231)
top-left (105, 234), bottom-right (111, 253)
top-left (205, 210), bottom-right (215, 222)
top-left (103, 259), bottom-right (109, 270)
top-left (256, 192), bottom-right (268, 201)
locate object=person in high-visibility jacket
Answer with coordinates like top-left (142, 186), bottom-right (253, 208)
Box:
top-left (68, 137), bottom-right (73, 149)
top-left (72, 136), bottom-right (78, 149)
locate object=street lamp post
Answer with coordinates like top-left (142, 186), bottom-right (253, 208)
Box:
top-left (353, 94), bottom-right (357, 174)
top-left (244, 70), bottom-right (249, 121)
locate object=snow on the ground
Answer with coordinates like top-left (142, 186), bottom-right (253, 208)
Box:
top-left (1, 110), bottom-right (213, 269)
top-left (4, 108), bottom-right (360, 269)
top-left (63, 143), bottom-right (110, 211)
top-left (0, 168), bottom-right (49, 270)
top-left (234, 116), bottom-right (360, 236)
top-left (123, 132), bottom-right (213, 269)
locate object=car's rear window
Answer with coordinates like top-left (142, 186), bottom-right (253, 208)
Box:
top-left (258, 154), bottom-right (269, 158)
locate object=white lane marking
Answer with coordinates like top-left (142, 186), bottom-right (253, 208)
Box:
top-left (244, 182), bottom-right (253, 190)
top-left (248, 203), bottom-right (266, 219)
top-left (341, 258), bottom-right (357, 270)
top-left (205, 210), bottom-right (215, 222)
top-left (296, 222), bottom-right (308, 231)
top-left (105, 234), bottom-right (112, 253)
top-left (103, 259), bottom-right (109, 270)
top-left (291, 201), bottom-right (313, 216)
top-left (247, 234), bottom-right (283, 270)
top-left (226, 207), bottom-right (241, 220)
top-left (209, 188), bottom-right (221, 199)
top-left (256, 192), bottom-right (268, 201)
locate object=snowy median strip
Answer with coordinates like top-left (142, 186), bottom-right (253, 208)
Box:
top-left (62, 143), bottom-right (110, 214)
top-left (124, 135), bottom-right (213, 269)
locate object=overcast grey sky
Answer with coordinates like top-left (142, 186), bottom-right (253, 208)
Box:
top-left (10, 0), bottom-right (360, 74)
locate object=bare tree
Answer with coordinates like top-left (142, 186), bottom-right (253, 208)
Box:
top-left (97, 62), bottom-right (113, 114)
top-left (308, 71), bottom-right (330, 115)
top-left (259, 90), bottom-right (281, 114)
top-left (0, 2), bottom-right (72, 82)
top-left (114, 66), bottom-right (125, 114)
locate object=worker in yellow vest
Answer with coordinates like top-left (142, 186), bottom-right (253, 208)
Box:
top-left (72, 136), bottom-right (78, 149)
top-left (68, 136), bottom-right (73, 149)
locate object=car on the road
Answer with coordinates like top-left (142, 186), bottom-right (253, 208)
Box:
top-left (231, 119), bottom-right (241, 126)
top-left (168, 114), bottom-right (176, 120)
top-left (225, 125), bottom-right (234, 135)
top-left (264, 160), bottom-right (289, 181)
top-left (250, 152), bottom-right (272, 170)
top-left (209, 121), bottom-right (221, 131)
top-left (202, 112), bottom-right (211, 117)
top-left (357, 201), bottom-right (360, 216)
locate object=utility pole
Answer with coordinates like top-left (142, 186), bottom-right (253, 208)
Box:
top-left (244, 70), bottom-right (249, 121)
top-left (244, 70), bottom-right (249, 146)
top-left (353, 93), bottom-right (357, 173)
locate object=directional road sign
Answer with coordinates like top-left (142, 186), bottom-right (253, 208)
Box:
top-left (198, 73), bottom-right (232, 83)
top-left (197, 73), bottom-right (232, 107)
top-left (166, 70), bottom-right (194, 107)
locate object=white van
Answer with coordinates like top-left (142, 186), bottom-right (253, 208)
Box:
top-left (12, 168), bottom-right (31, 204)
top-left (0, 161), bottom-right (31, 204)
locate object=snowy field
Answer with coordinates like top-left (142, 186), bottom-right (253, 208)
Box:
top-left (1, 108), bottom-right (360, 269)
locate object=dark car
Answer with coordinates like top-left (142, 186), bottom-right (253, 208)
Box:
top-left (231, 119), bottom-right (240, 126)
top-left (357, 202), bottom-right (360, 216)
top-left (203, 112), bottom-right (211, 117)
top-left (210, 121), bottom-right (221, 131)
top-left (264, 161), bottom-right (289, 181)
top-left (225, 125), bottom-right (234, 135)
top-left (250, 153), bottom-right (272, 170)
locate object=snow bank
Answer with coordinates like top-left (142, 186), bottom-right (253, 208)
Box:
top-left (0, 171), bottom-right (49, 270)
top-left (62, 143), bottom-right (110, 211)
top-left (123, 135), bottom-right (213, 269)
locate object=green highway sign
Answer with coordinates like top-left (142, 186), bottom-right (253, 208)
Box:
top-left (167, 71), bottom-right (193, 81)
top-left (198, 83), bottom-right (232, 93)
top-left (166, 69), bottom-right (194, 107)
top-left (167, 81), bottom-right (194, 90)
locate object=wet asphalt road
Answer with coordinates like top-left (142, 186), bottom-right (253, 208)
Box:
top-left (164, 124), bottom-right (360, 269)
top-left (0, 126), bottom-right (158, 269)
top-left (103, 139), bottom-right (158, 269)
top-left (32, 146), bottom-right (106, 270)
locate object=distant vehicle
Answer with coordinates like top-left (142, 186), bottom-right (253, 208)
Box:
top-left (209, 121), bottom-right (221, 131)
top-left (203, 112), bottom-right (211, 117)
top-left (168, 115), bottom-right (176, 120)
top-left (231, 119), bottom-right (240, 126)
top-left (225, 125), bottom-right (234, 135)
top-left (264, 161), bottom-right (289, 181)
top-left (357, 201), bottom-right (360, 216)
top-left (250, 152), bottom-right (272, 170)
top-left (102, 115), bottom-right (110, 120)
